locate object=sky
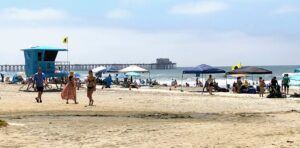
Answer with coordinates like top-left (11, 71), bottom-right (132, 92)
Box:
top-left (0, 0), bottom-right (299, 66)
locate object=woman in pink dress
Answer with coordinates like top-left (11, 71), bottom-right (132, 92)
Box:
top-left (61, 72), bottom-right (78, 104)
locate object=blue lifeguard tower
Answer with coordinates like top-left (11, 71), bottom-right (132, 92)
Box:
top-left (22, 46), bottom-right (69, 78)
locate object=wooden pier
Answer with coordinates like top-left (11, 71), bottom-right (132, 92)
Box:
top-left (0, 59), bottom-right (176, 72)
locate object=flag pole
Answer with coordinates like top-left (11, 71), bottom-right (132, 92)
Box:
top-left (67, 41), bottom-right (69, 72)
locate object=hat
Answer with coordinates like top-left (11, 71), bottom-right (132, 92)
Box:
top-left (69, 71), bottom-right (74, 77)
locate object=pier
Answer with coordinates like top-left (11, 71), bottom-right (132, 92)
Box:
top-left (0, 58), bottom-right (176, 72)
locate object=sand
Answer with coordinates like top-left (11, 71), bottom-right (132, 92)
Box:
top-left (1, 84), bottom-right (300, 147)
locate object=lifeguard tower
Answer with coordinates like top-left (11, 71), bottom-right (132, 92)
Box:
top-left (22, 46), bottom-right (69, 78)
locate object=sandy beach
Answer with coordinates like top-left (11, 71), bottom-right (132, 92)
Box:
top-left (1, 84), bottom-right (300, 147)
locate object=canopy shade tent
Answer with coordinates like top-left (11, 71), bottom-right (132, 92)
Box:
top-left (183, 64), bottom-right (225, 74)
top-left (181, 64), bottom-right (226, 92)
top-left (227, 66), bottom-right (272, 75)
top-left (119, 65), bottom-right (149, 73)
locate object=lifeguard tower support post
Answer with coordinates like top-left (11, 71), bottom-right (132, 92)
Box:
top-left (22, 46), bottom-right (69, 77)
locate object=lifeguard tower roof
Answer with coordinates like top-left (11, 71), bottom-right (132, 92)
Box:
top-left (21, 46), bottom-right (68, 51)
top-left (22, 45), bottom-right (68, 77)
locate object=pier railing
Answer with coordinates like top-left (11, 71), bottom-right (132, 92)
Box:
top-left (0, 62), bottom-right (176, 72)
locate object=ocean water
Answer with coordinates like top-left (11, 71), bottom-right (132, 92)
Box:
top-left (4, 65), bottom-right (300, 87)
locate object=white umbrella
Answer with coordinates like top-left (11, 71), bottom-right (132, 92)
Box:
top-left (119, 65), bottom-right (148, 73)
top-left (92, 66), bottom-right (106, 73)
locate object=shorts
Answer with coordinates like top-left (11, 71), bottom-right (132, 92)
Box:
top-left (36, 86), bottom-right (44, 92)
top-left (87, 87), bottom-right (95, 91)
top-left (283, 84), bottom-right (289, 89)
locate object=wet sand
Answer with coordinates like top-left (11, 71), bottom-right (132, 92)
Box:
top-left (1, 84), bottom-right (300, 147)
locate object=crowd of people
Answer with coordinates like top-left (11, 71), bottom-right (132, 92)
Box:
top-left (231, 74), bottom-right (291, 98)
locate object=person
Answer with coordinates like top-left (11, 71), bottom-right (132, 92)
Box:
top-left (232, 81), bottom-right (237, 93)
top-left (244, 80), bottom-right (249, 88)
top-left (282, 74), bottom-right (290, 95)
top-left (75, 78), bottom-right (82, 90)
top-left (0, 73), bottom-right (4, 82)
top-left (86, 70), bottom-right (96, 106)
top-left (196, 77), bottom-right (199, 87)
top-left (271, 77), bottom-right (278, 87)
top-left (61, 72), bottom-right (78, 104)
top-left (207, 75), bottom-right (214, 95)
top-left (170, 79), bottom-right (178, 90)
top-left (236, 77), bottom-right (243, 93)
top-left (268, 76), bottom-right (283, 98)
top-left (102, 74), bottom-right (113, 89)
top-left (34, 68), bottom-right (46, 103)
top-left (186, 82), bottom-right (190, 87)
top-left (259, 77), bottom-right (266, 97)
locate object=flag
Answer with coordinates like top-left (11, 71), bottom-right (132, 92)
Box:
top-left (63, 36), bottom-right (68, 44)
top-left (231, 62), bottom-right (242, 70)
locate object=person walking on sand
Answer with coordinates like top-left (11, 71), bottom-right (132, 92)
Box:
top-left (86, 70), bottom-right (96, 106)
top-left (207, 75), bottom-right (214, 95)
top-left (34, 68), bottom-right (45, 103)
top-left (282, 74), bottom-right (290, 95)
top-left (61, 72), bottom-right (78, 104)
top-left (259, 77), bottom-right (266, 97)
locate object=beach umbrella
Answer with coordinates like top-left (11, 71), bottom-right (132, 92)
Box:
top-left (92, 66), bottom-right (107, 73)
top-left (125, 72), bottom-right (141, 77)
top-left (74, 72), bottom-right (81, 78)
top-left (106, 66), bottom-right (120, 73)
top-left (119, 65), bottom-right (148, 73)
top-left (93, 66), bottom-right (107, 78)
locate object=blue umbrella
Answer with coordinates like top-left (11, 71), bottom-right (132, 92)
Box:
top-left (74, 72), bottom-right (81, 78)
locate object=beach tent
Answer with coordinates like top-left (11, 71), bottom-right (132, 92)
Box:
top-left (183, 64), bottom-right (225, 74)
top-left (119, 65), bottom-right (148, 73)
top-left (181, 64), bottom-right (226, 91)
top-left (227, 66), bottom-right (272, 75)
top-left (227, 66), bottom-right (272, 83)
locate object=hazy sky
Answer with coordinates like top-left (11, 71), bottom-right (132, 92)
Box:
top-left (0, 0), bottom-right (299, 66)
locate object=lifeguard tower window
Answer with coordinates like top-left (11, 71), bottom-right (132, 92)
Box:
top-left (44, 51), bottom-right (58, 61)
top-left (38, 52), bottom-right (42, 61)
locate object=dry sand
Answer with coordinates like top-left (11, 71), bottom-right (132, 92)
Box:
top-left (1, 84), bottom-right (300, 147)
